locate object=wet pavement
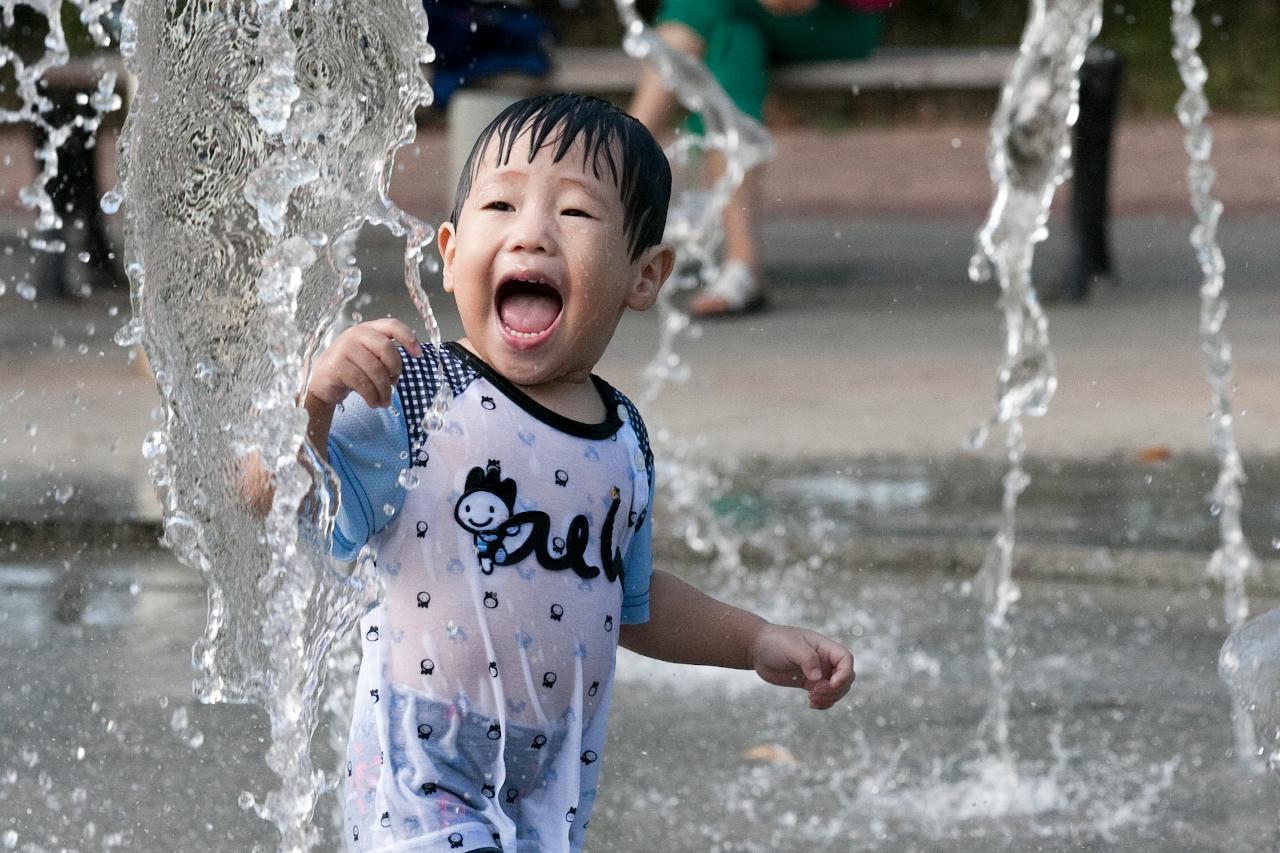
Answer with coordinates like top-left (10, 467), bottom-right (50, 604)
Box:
top-left (2, 534), bottom-right (1278, 852)
top-left (2, 113), bottom-right (1280, 851)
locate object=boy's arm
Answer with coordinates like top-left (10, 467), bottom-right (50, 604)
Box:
top-left (618, 569), bottom-right (769, 670)
top-left (618, 568), bottom-right (857, 709)
top-left (234, 394), bottom-right (341, 514)
top-left (236, 318), bottom-right (419, 516)
top-left (304, 392), bottom-right (337, 463)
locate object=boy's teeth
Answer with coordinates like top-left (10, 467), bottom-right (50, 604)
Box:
top-left (503, 324), bottom-right (545, 339)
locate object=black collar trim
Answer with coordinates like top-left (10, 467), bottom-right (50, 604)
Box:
top-left (445, 342), bottom-right (623, 440)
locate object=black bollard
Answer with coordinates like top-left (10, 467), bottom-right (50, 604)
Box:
top-left (1064, 45), bottom-right (1123, 302)
top-left (31, 80), bottom-right (128, 299)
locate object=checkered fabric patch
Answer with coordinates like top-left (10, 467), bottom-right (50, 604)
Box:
top-left (610, 388), bottom-right (654, 491)
top-left (396, 344), bottom-right (478, 466)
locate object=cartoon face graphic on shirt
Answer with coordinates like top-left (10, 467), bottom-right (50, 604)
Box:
top-left (453, 459), bottom-right (627, 581)
top-left (454, 460), bottom-right (519, 575)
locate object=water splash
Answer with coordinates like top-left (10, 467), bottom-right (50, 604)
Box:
top-left (1220, 607), bottom-right (1280, 773)
top-left (114, 1), bottom-right (437, 848)
top-left (968, 0), bottom-right (1102, 763)
top-left (0, 0), bottom-right (121, 250)
top-left (610, 0), bottom-right (774, 404)
top-left (1169, 0), bottom-right (1261, 769)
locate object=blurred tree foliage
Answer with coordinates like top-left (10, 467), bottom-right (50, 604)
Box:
top-left (546, 0), bottom-right (1279, 114)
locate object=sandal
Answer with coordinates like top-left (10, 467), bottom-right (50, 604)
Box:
top-left (689, 260), bottom-right (768, 318)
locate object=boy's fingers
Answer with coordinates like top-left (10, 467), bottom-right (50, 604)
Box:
top-left (367, 317), bottom-right (422, 357)
top-left (800, 644), bottom-right (824, 684)
top-left (358, 333), bottom-right (404, 386)
top-left (342, 363), bottom-right (384, 410)
top-left (344, 347), bottom-right (394, 408)
top-left (831, 651), bottom-right (855, 686)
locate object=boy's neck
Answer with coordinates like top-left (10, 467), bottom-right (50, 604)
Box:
top-left (456, 338), bottom-right (608, 424)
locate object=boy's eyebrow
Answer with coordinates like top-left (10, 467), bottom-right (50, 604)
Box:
top-left (555, 174), bottom-right (611, 200)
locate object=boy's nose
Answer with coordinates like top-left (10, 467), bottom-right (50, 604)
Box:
top-left (506, 206), bottom-right (556, 255)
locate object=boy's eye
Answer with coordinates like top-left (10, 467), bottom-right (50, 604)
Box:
top-left (561, 208), bottom-right (593, 218)
top-left (483, 200), bottom-right (513, 212)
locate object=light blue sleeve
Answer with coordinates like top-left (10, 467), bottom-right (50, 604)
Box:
top-left (620, 509), bottom-right (653, 625)
top-left (326, 388), bottom-right (411, 561)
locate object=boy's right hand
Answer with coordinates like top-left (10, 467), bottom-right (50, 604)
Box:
top-left (307, 318), bottom-right (423, 409)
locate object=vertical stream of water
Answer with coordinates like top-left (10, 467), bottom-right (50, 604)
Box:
top-left (969, 0), bottom-right (1102, 763)
top-left (113, 2), bottom-right (438, 848)
top-left (1169, 0), bottom-right (1261, 767)
top-left (610, 0), bottom-right (774, 404)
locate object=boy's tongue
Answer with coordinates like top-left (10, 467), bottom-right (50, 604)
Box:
top-left (498, 286), bottom-right (561, 334)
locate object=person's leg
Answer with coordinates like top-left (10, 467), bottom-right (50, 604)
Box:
top-left (688, 17), bottom-right (770, 315)
top-left (627, 21), bottom-right (705, 133)
top-left (689, 0), bottom-right (884, 316)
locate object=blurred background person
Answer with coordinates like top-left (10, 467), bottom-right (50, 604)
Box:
top-left (628, 0), bottom-right (891, 317)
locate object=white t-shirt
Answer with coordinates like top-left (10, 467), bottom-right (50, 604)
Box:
top-left (331, 342), bottom-right (654, 853)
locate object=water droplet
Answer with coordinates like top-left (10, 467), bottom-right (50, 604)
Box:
top-left (170, 707), bottom-right (189, 733)
top-left (78, 251), bottom-right (92, 263)
top-left (17, 282), bottom-right (36, 301)
top-left (3, 830), bottom-right (17, 849)
top-left (383, 502), bottom-right (397, 516)
top-left (76, 746), bottom-right (86, 760)
top-left (397, 469), bottom-right (419, 490)
top-left (1271, 538), bottom-right (1280, 550)
top-left (25, 423), bottom-right (37, 437)
top-left (100, 190), bottom-right (123, 214)
top-left (54, 485), bottom-right (74, 504)
top-left (238, 791), bottom-right (257, 811)
top-left (113, 317), bottom-right (144, 347)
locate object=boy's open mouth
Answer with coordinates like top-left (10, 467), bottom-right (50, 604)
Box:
top-left (496, 275), bottom-right (563, 341)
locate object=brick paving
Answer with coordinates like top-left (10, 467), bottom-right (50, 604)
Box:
top-left (2, 114), bottom-right (1278, 224)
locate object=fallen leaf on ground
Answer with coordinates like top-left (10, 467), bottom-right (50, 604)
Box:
top-left (1138, 446), bottom-right (1172, 463)
top-left (741, 744), bottom-right (797, 765)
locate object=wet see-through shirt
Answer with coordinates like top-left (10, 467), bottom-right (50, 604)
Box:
top-left (326, 343), bottom-right (653, 852)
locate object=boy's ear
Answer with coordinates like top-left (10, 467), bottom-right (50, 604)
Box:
top-left (625, 243), bottom-right (676, 311)
top-left (438, 221), bottom-right (458, 293)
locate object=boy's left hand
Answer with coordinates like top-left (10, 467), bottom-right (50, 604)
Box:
top-left (747, 623), bottom-right (855, 710)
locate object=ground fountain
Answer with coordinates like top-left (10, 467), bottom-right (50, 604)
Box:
top-left (1167, 0), bottom-right (1263, 766)
top-left (0, 0), bottom-right (1277, 850)
top-left (110, 1), bottom-right (438, 848)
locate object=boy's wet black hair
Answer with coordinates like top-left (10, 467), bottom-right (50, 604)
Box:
top-left (450, 93), bottom-right (671, 262)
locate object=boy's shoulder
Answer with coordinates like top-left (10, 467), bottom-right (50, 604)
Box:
top-left (594, 375), bottom-right (653, 472)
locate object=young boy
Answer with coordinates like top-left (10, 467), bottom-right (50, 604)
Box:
top-left (307, 94), bottom-right (855, 853)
